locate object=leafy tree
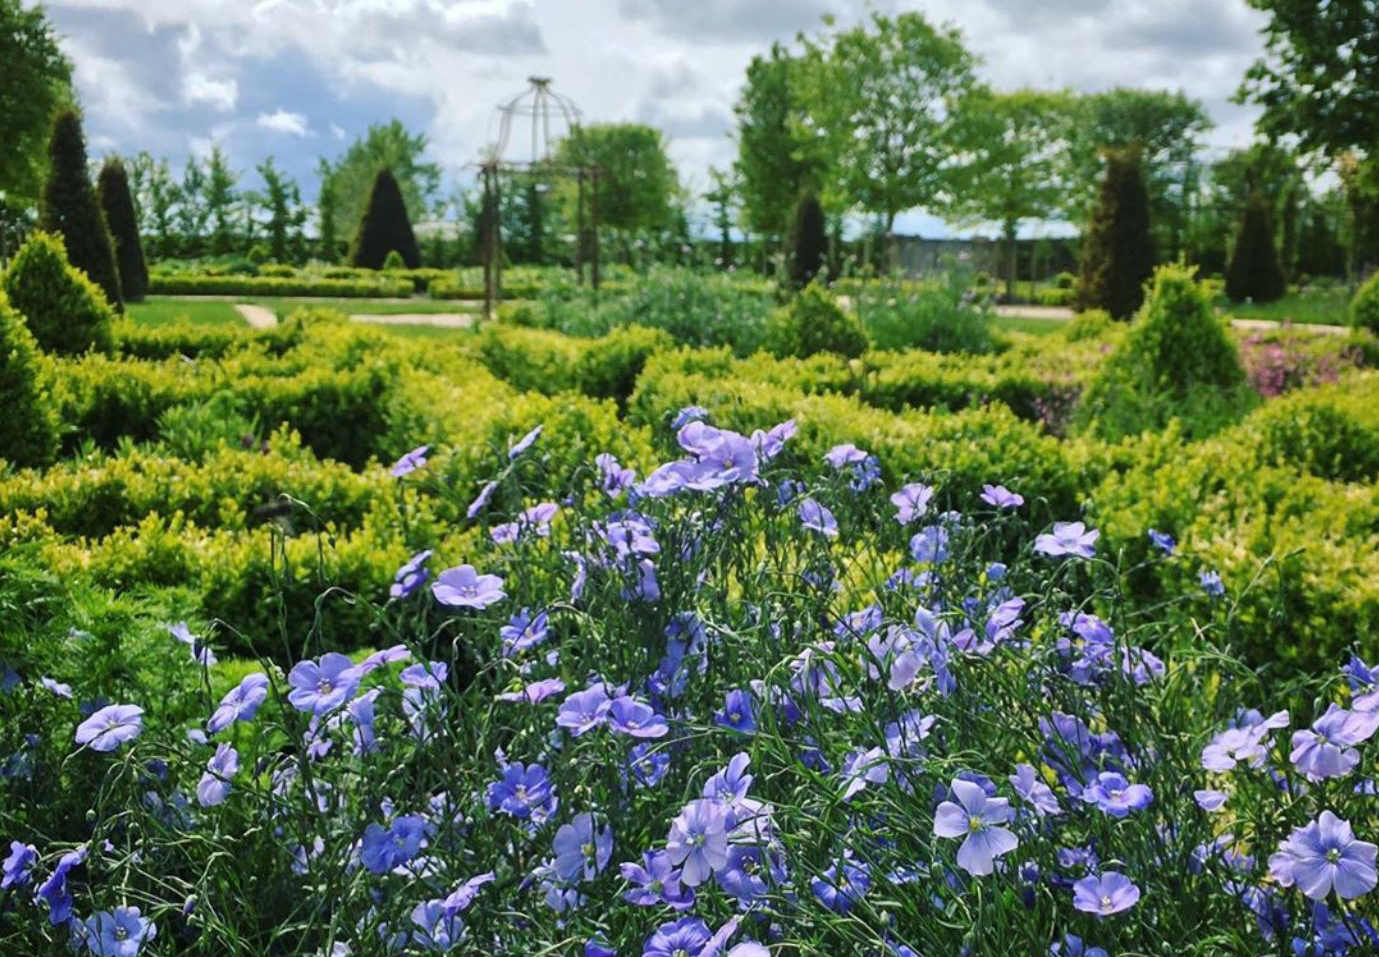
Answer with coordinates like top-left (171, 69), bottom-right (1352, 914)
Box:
top-left (799, 12), bottom-right (977, 244)
top-left (1294, 193), bottom-right (1348, 279)
top-left (553, 123), bottom-right (678, 235)
top-left (315, 158), bottom-right (339, 264)
top-left (0, 288), bottom-right (57, 467)
top-left (732, 43), bottom-right (821, 243)
top-left (947, 89), bottom-right (1075, 300)
top-left (127, 153), bottom-right (177, 260)
top-left (39, 110), bottom-right (122, 311)
top-left (350, 168), bottom-right (420, 269)
top-left (1240, 0), bottom-right (1379, 159)
top-left (704, 167), bottom-right (737, 268)
top-left (256, 158), bottom-right (306, 265)
top-left (1077, 148), bottom-right (1155, 320)
top-left (96, 158), bottom-right (148, 301)
top-left (1198, 143), bottom-right (1303, 275)
top-left (0, 0), bottom-right (73, 209)
top-left (2, 230), bottom-right (115, 355)
top-left (175, 157), bottom-right (210, 253)
top-left (1226, 193), bottom-right (1287, 303)
top-left (203, 146), bottom-right (239, 256)
top-left (320, 121), bottom-right (440, 245)
top-left (787, 189), bottom-right (826, 290)
top-left (1068, 89), bottom-right (1212, 259)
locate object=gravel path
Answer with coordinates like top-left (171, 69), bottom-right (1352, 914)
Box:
top-left (234, 304), bottom-right (279, 329)
top-left (994, 304), bottom-right (1349, 336)
top-left (350, 312), bottom-right (476, 328)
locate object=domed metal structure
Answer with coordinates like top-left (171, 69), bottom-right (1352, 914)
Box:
top-left (487, 76), bottom-right (582, 166)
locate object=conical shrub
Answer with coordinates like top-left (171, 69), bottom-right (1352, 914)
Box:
top-left (1076, 148), bottom-right (1154, 320)
top-left (40, 109), bottom-right (122, 311)
top-left (97, 157), bottom-right (149, 302)
top-left (350, 168), bottom-right (420, 270)
top-left (2, 231), bottom-right (115, 356)
top-left (1225, 192), bottom-right (1286, 303)
top-left (787, 189), bottom-right (827, 290)
top-left (0, 289), bottom-right (59, 468)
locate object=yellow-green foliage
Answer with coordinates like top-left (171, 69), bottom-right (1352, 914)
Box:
top-left (0, 291), bottom-right (59, 468)
top-left (1352, 270), bottom-right (1379, 334)
top-left (1079, 263), bottom-right (1252, 440)
top-left (476, 324), bottom-right (673, 403)
top-left (765, 284), bottom-right (869, 360)
top-left (2, 231), bottom-right (115, 356)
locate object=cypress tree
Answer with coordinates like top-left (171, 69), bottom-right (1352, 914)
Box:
top-left (40, 109), bottom-right (122, 311)
top-left (1225, 192), bottom-right (1286, 303)
top-left (787, 189), bottom-right (827, 290)
top-left (96, 158), bottom-right (148, 302)
top-left (1076, 148), bottom-right (1154, 320)
top-left (350, 168), bottom-right (420, 270)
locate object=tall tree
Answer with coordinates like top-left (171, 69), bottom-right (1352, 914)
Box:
top-left (350, 168), bottom-right (420, 269)
top-left (1068, 89), bottom-right (1212, 259)
top-left (1200, 143), bottom-right (1303, 277)
top-left (319, 121), bottom-right (440, 246)
top-left (315, 157), bottom-right (338, 263)
top-left (256, 158), bottom-right (305, 265)
top-left (203, 146), bottom-right (239, 256)
top-left (1225, 192), bottom-right (1287, 303)
top-left (127, 153), bottom-right (177, 260)
top-left (947, 88), bottom-right (1076, 300)
top-left (175, 157), bottom-right (210, 255)
top-left (704, 167), bottom-right (737, 268)
top-left (798, 12), bottom-right (977, 244)
top-left (0, 0), bottom-right (74, 209)
top-left (40, 110), bottom-right (121, 310)
top-left (553, 123), bottom-right (678, 235)
top-left (1240, 0), bottom-right (1379, 159)
top-left (1077, 148), bottom-right (1155, 320)
top-left (97, 158), bottom-right (148, 301)
top-left (732, 43), bottom-right (821, 244)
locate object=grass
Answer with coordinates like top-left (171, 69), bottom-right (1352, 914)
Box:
top-left (992, 314), bottom-right (1064, 336)
top-left (1219, 285), bottom-right (1351, 325)
top-left (126, 297), bottom-right (245, 327)
top-left (126, 295), bottom-right (483, 329)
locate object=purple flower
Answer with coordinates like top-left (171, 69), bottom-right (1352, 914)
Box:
top-left (630, 743), bottom-right (671, 788)
top-left (286, 653), bottom-right (359, 715)
top-left (487, 761), bottom-right (557, 822)
top-left (910, 525), bottom-right (949, 564)
top-left (798, 498), bottom-right (838, 537)
top-left (1010, 763), bottom-right (1062, 816)
top-left (84, 905), bottom-right (156, 956)
top-left (890, 483), bottom-right (934, 524)
top-left (390, 550), bottom-right (433, 599)
top-left (497, 677), bottom-right (567, 704)
top-left (811, 858), bottom-right (870, 914)
top-left (596, 453), bottom-right (637, 497)
top-left (643, 917), bottom-right (711, 957)
top-left (1035, 521), bottom-right (1099, 559)
top-left (1291, 704), bottom-right (1379, 780)
top-left (75, 704), bottom-right (144, 752)
top-left (39, 677), bottom-right (73, 698)
top-left (196, 743), bottom-right (239, 808)
top-left (441, 871), bottom-right (496, 917)
top-left (432, 565), bottom-right (506, 609)
top-left (208, 673), bottom-right (269, 733)
top-left (1194, 789), bottom-right (1229, 812)
top-left (557, 686), bottom-right (611, 736)
top-left (607, 696), bottom-right (669, 738)
top-left (932, 777), bottom-right (1018, 876)
top-left (36, 846), bottom-right (85, 924)
top-left (1081, 772), bottom-right (1153, 818)
top-left (410, 899), bottom-right (464, 951)
top-left (841, 746), bottom-right (889, 800)
top-left (401, 660), bottom-right (448, 692)
top-left (466, 480), bottom-right (497, 519)
top-left (1271, 811), bottom-right (1378, 900)
top-left (390, 445), bottom-right (429, 477)
top-left (509, 424), bottom-right (543, 458)
top-left (169, 621), bottom-right (216, 667)
top-left (703, 752), bottom-right (754, 807)
top-left (1200, 570), bottom-right (1225, 597)
top-left (1201, 708), bottom-right (1289, 771)
top-left (718, 845), bottom-right (784, 905)
top-left (1072, 871), bottom-right (1140, 917)
top-left (360, 815), bottom-right (426, 874)
top-left (1147, 528), bottom-right (1176, 554)
top-left (672, 406), bottom-right (709, 430)
top-left (1050, 933), bottom-right (1108, 957)
top-left (500, 610), bottom-right (551, 661)
top-left (552, 813), bottom-right (612, 883)
top-left (714, 689), bottom-right (757, 734)
top-left (981, 484), bottom-right (1024, 508)
top-left (621, 850), bottom-right (695, 910)
top-left (751, 419), bottom-right (796, 460)
top-left (666, 799), bottom-right (730, 886)
top-left (2, 841), bottom-right (36, 890)
top-left (824, 443), bottom-right (867, 469)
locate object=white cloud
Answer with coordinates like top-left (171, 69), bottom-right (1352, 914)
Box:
top-left (257, 109), bottom-right (311, 136)
top-left (183, 71), bottom-right (239, 112)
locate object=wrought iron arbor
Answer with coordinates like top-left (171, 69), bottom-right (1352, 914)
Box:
top-left (478, 77), bottom-right (600, 318)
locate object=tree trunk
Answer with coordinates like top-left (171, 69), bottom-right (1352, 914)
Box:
top-left (1004, 219), bottom-right (1018, 303)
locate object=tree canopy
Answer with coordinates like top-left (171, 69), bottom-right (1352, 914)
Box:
top-left (552, 123), bottom-right (678, 234)
top-left (0, 0), bottom-right (74, 208)
top-left (320, 121), bottom-right (441, 245)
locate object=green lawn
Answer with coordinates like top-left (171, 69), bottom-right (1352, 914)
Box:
top-left (992, 314), bottom-right (1064, 336)
top-left (126, 295), bottom-right (484, 329)
top-left (125, 297), bottom-right (244, 327)
top-left (256, 297), bottom-right (481, 319)
top-left (1219, 286), bottom-right (1351, 325)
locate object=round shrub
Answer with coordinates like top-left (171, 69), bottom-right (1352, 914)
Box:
top-left (2, 230), bottom-right (115, 355)
top-left (1352, 270), bottom-right (1379, 334)
top-left (382, 249), bottom-right (406, 271)
top-left (1078, 263), bottom-right (1252, 440)
top-left (766, 283), bottom-right (868, 360)
top-left (0, 290), bottom-right (59, 467)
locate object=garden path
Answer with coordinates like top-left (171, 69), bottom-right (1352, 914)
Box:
top-left (995, 304), bottom-right (1349, 336)
top-left (234, 304), bottom-right (279, 329)
top-left (231, 303), bottom-right (476, 330)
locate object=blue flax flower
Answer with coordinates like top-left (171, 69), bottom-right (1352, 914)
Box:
top-left (1081, 771), bottom-right (1153, 817)
top-left (714, 689), bottom-right (757, 734)
top-left (286, 653), bottom-right (359, 716)
top-left (84, 905), bottom-right (156, 956)
top-left (666, 799), bottom-right (730, 886)
top-left (360, 815), bottom-right (426, 875)
top-left (1035, 521), bottom-right (1099, 559)
top-left (1072, 871), bottom-right (1140, 916)
top-left (811, 858), bottom-right (870, 914)
top-left (208, 673), bottom-right (269, 734)
top-left (196, 744), bottom-right (239, 808)
top-left (75, 705), bottom-right (144, 752)
top-left (552, 813), bottom-right (612, 883)
top-left (1270, 811), bottom-right (1378, 901)
top-left (932, 777), bottom-right (1018, 876)
top-left (621, 850), bottom-right (695, 911)
top-left (432, 565), bottom-right (506, 609)
top-left (487, 761), bottom-right (556, 822)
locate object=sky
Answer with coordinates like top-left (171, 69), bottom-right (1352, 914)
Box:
top-left (37, 0), bottom-right (1273, 237)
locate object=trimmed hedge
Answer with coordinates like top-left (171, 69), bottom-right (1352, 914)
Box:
top-left (475, 324), bottom-right (672, 403)
top-left (148, 275), bottom-right (414, 298)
